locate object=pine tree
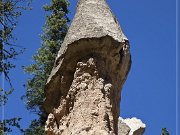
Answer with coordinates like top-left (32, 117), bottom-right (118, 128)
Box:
top-left (0, 0), bottom-right (31, 134)
top-left (23, 0), bottom-right (69, 133)
top-left (162, 128), bottom-right (170, 135)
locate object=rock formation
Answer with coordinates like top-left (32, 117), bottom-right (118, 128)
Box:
top-left (118, 118), bottom-right (146, 135)
top-left (44, 0), bottom-right (145, 135)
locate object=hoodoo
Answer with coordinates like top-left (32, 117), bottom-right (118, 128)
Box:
top-left (44, 0), bottom-right (145, 135)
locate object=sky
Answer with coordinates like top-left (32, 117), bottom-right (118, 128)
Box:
top-left (0, 0), bottom-right (179, 135)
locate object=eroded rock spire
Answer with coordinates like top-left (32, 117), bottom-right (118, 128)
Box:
top-left (44, 0), bottom-right (144, 135)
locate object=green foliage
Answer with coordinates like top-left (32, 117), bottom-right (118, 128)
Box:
top-left (0, 0), bottom-right (31, 134)
top-left (22, 120), bottom-right (45, 135)
top-left (23, 0), bottom-right (69, 134)
top-left (0, 87), bottom-right (13, 106)
top-left (0, 118), bottom-right (23, 134)
top-left (0, 0), bottom-right (31, 86)
top-left (24, 0), bottom-right (69, 112)
top-left (162, 128), bottom-right (170, 135)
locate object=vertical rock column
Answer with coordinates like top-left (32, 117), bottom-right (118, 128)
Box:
top-left (44, 0), bottom-right (131, 135)
top-left (45, 58), bottom-right (120, 135)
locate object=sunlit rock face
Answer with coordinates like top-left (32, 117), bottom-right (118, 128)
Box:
top-left (118, 117), bottom-right (146, 135)
top-left (43, 0), bottom-right (144, 135)
top-left (45, 58), bottom-right (125, 135)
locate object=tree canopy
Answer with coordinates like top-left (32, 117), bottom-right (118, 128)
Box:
top-left (0, 0), bottom-right (31, 134)
top-left (162, 128), bottom-right (170, 135)
top-left (23, 0), bottom-right (69, 134)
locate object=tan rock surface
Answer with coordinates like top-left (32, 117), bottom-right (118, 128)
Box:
top-left (45, 50), bottom-right (131, 135)
top-left (44, 0), bottom-right (131, 108)
top-left (45, 58), bottom-right (121, 134)
top-left (119, 117), bottom-right (146, 135)
top-left (118, 118), bottom-right (131, 135)
top-left (43, 0), bottom-right (147, 135)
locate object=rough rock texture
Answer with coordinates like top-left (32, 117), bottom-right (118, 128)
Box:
top-left (55, 0), bottom-right (128, 62)
top-left (46, 58), bottom-right (121, 134)
top-left (44, 0), bottom-right (131, 113)
top-left (118, 117), bottom-right (146, 135)
top-left (43, 0), bottom-right (136, 135)
top-left (45, 0), bottom-right (130, 95)
top-left (118, 118), bottom-right (131, 135)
